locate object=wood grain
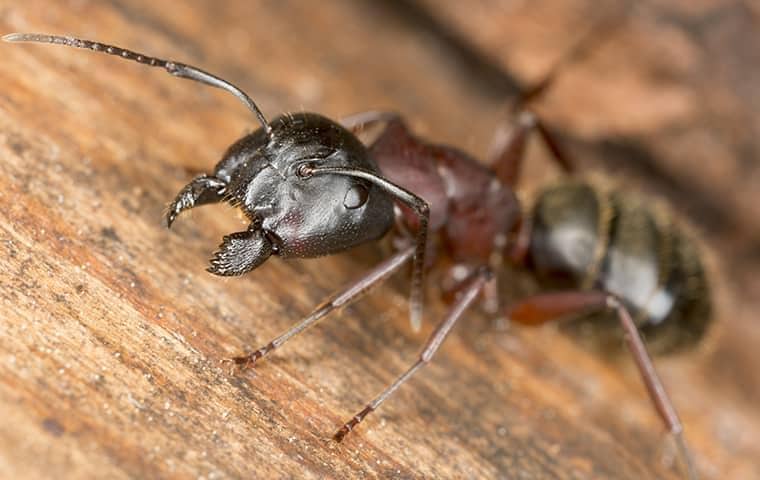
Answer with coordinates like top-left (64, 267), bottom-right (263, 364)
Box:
top-left (0, 1), bottom-right (758, 479)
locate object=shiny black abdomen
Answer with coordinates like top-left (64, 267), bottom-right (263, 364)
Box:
top-left (527, 181), bottom-right (711, 353)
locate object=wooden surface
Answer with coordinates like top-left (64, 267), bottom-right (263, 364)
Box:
top-left (0, 1), bottom-right (758, 478)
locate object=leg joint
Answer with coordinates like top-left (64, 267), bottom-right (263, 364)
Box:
top-left (517, 110), bottom-right (538, 128)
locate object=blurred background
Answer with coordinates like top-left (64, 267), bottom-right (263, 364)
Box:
top-left (0, 1), bottom-right (758, 478)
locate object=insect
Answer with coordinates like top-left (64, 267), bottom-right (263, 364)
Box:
top-left (4, 31), bottom-right (710, 479)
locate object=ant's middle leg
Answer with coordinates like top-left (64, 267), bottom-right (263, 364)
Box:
top-left (229, 246), bottom-right (415, 369)
top-left (334, 266), bottom-right (492, 441)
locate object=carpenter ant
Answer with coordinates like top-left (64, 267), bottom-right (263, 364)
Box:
top-left (4, 32), bottom-right (709, 479)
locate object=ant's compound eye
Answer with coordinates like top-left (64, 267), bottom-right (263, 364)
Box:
top-left (343, 183), bottom-right (369, 209)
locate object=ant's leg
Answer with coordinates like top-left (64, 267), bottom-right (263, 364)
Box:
top-left (487, 110), bottom-right (534, 187)
top-left (488, 9), bottom-right (627, 187)
top-left (487, 110), bottom-right (574, 187)
top-left (607, 296), bottom-right (698, 480)
top-left (506, 290), bottom-right (607, 326)
top-left (507, 216), bottom-right (533, 266)
top-left (306, 166), bottom-right (431, 332)
top-left (339, 111), bottom-right (400, 133)
top-left (507, 291), bottom-right (698, 480)
top-left (165, 174), bottom-right (226, 227)
top-left (487, 49), bottom-right (576, 187)
top-left (230, 246), bottom-right (415, 369)
top-left (334, 266), bottom-right (491, 442)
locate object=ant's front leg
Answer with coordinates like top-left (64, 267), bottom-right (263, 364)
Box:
top-left (165, 174), bottom-right (227, 227)
top-left (228, 246), bottom-right (415, 370)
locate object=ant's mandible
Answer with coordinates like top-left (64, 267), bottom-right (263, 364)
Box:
top-left (4, 30), bottom-right (710, 480)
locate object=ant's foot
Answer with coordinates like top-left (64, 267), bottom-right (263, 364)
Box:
top-left (221, 348), bottom-right (268, 375)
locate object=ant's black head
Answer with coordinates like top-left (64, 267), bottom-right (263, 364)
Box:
top-left (169, 113), bottom-right (395, 276)
top-left (2, 34), bottom-right (402, 278)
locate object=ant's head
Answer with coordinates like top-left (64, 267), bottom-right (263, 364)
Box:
top-left (201, 113), bottom-right (394, 275)
top-left (3, 34), bottom-right (407, 279)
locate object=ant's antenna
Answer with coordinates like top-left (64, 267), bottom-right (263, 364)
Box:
top-left (3, 33), bottom-right (271, 134)
top-left (302, 164), bottom-right (430, 332)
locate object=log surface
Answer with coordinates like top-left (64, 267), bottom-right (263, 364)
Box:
top-left (0, 1), bottom-right (758, 479)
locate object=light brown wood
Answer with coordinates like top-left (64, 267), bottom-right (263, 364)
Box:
top-left (0, 1), bottom-right (758, 479)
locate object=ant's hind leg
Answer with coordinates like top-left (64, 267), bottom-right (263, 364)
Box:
top-left (165, 174), bottom-right (227, 227)
top-left (507, 291), bottom-right (698, 480)
top-left (607, 296), bottom-right (698, 480)
top-left (228, 246), bottom-right (415, 370)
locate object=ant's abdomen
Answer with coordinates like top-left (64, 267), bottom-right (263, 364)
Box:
top-left (528, 181), bottom-right (712, 354)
